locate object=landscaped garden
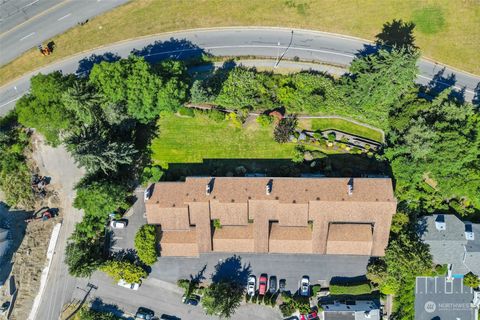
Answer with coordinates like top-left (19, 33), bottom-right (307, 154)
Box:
top-left (305, 118), bottom-right (383, 143)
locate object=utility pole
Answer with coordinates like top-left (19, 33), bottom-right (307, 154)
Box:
top-left (274, 30), bottom-right (294, 69)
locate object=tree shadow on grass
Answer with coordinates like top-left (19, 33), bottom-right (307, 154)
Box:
top-left (131, 38), bottom-right (207, 64)
top-left (163, 156), bottom-right (391, 182)
top-left (211, 255), bottom-right (251, 285)
top-left (76, 52), bottom-right (121, 77)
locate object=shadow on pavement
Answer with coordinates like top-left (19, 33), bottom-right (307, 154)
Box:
top-left (211, 255), bottom-right (251, 285)
top-left (76, 52), bottom-right (121, 77)
top-left (131, 38), bottom-right (207, 64)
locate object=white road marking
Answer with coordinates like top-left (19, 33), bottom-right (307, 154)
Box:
top-left (21, 0), bottom-right (40, 10)
top-left (19, 32), bottom-right (35, 41)
top-left (0, 96), bottom-right (21, 108)
top-left (418, 74), bottom-right (475, 94)
top-left (57, 13), bottom-right (71, 21)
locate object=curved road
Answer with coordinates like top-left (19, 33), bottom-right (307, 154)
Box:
top-left (1, 27), bottom-right (479, 116)
top-left (0, 0), bottom-right (130, 66)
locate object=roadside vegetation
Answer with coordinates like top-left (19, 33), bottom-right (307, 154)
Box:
top-left (0, 112), bottom-right (35, 209)
top-left (0, 0), bottom-right (478, 86)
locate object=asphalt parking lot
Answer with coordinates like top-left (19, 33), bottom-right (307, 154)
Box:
top-left (415, 276), bottom-right (477, 320)
top-left (151, 253), bottom-right (369, 293)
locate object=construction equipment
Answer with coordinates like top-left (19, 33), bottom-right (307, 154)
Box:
top-left (25, 207), bottom-right (57, 223)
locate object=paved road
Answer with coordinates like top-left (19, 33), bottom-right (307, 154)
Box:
top-left (0, 28), bottom-right (479, 116)
top-left (0, 0), bottom-right (129, 66)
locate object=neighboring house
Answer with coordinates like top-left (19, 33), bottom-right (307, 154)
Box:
top-left (321, 300), bottom-right (380, 320)
top-left (145, 177), bottom-right (397, 257)
top-left (415, 276), bottom-right (479, 320)
top-left (418, 214), bottom-right (480, 276)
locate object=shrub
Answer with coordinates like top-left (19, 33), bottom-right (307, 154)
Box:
top-left (256, 114), bottom-right (274, 127)
top-left (313, 132), bottom-right (322, 140)
top-left (213, 219), bottom-right (222, 229)
top-left (251, 294), bottom-right (258, 304)
top-left (311, 284), bottom-right (321, 296)
top-left (100, 260), bottom-right (147, 284)
top-left (190, 80), bottom-right (211, 104)
top-left (178, 106), bottom-right (195, 117)
top-left (274, 116), bottom-right (298, 143)
top-left (464, 272), bottom-right (480, 288)
top-left (327, 132), bottom-right (336, 142)
top-left (330, 281), bottom-right (372, 295)
top-left (245, 293), bottom-right (251, 303)
top-left (140, 165), bottom-right (164, 186)
top-left (177, 279), bottom-right (190, 290)
top-left (134, 225), bottom-right (158, 265)
top-left (292, 145), bottom-right (306, 163)
top-left (226, 112), bottom-right (242, 128)
top-left (279, 302), bottom-right (295, 317)
top-left (207, 109), bottom-right (226, 122)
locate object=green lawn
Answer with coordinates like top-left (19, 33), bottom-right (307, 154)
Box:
top-left (305, 118), bottom-right (384, 143)
top-left (150, 114), bottom-right (295, 168)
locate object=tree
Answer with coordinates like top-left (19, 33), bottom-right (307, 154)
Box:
top-left (63, 80), bottom-right (102, 126)
top-left (73, 180), bottom-right (129, 216)
top-left (75, 307), bottom-right (120, 320)
top-left (66, 125), bottom-right (137, 174)
top-left (463, 272), bottom-right (480, 288)
top-left (90, 56), bottom-right (188, 123)
top-left (202, 280), bottom-right (244, 318)
top-left (215, 67), bottom-right (274, 109)
top-left (16, 72), bottom-right (76, 145)
top-left (134, 225), bottom-right (158, 265)
top-left (100, 260), bottom-right (147, 283)
top-left (256, 114), bottom-right (273, 127)
top-left (274, 116), bottom-right (297, 143)
top-left (65, 239), bottom-right (103, 277)
top-left (344, 48), bottom-right (419, 126)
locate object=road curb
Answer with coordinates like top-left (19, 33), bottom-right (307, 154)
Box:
top-left (27, 222), bottom-right (62, 320)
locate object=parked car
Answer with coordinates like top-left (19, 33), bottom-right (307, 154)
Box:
top-left (110, 219), bottom-right (127, 229)
top-left (300, 276), bottom-right (310, 296)
top-left (135, 307), bottom-right (155, 320)
top-left (117, 279), bottom-right (140, 290)
top-left (269, 276), bottom-right (277, 293)
top-left (144, 185), bottom-right (152, 201)
top-left (183, 294), bottom-right (200, 306)
top-left (279, 279), bottom-right (286, 292)
top-left (259, 274), bottom-right (268, 295)
top-left (160, 315), bottom-right (180, 320)
top-left (247, 275), bottom-right (256, 296)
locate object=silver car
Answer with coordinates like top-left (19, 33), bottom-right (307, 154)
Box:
top-left (247, 275), bottom-right (256, 296)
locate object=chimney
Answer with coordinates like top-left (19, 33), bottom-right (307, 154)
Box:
top-left (266, 179), bottom-right (273, 195)
top-left (465, 224), bottom-right (475, 240)
top-left (347, 178), bottom-right (354, 196)
top-left (206, 184), bottom-right (211, 195)
top-left (435, 215), bottom-right (446, 231)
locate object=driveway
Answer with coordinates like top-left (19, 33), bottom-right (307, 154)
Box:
top-left (151, 253), bottom-right (369, 293)
top-left (110, 189), bottom-right (147, 254)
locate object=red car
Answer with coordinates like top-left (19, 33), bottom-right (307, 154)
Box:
top-left (300, 311), bottom-right (318, 320)
top-left (258, 274), bottom-right (268, 295)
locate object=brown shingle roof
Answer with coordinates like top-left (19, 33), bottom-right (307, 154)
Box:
top-left (326, 223), bottom-right (373, 255)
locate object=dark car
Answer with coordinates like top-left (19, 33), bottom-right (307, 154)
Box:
top-left (269, 276), bottom-right (277, 293)
top-left (135, 307), bottom-right (155, 320)
top-left (183, 294), bottom-right (200, 306)
top-left (279, 279), bottom-right (286, 292)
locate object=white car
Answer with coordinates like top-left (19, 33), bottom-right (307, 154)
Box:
top-left (144, 185), bottom-right (152, 201)
top-left (110, 220), bottom-right (127, 229)
top-left (247, 275), bottom-right (256, 296)
top-left (117, 279), bottom-right (140, 290)
top-left (300, 276), bottom-right (310, 296)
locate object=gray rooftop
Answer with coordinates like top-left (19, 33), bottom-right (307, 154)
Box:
top-left (418, 214), bottom-right (480, 275)
top-left (415, 277), bottom-right (477, 320)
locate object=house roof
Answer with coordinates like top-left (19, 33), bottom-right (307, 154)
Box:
top-left (327, 224), bottom-right (373, 242)
top-left (418, 214), bottom-right (480, 275)
top-left (213, 225), bottom-right (253, 240)
top-left (146, 177), bottom-right (395, 208)
top-left (269, 224), bottom-right (312, 241)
